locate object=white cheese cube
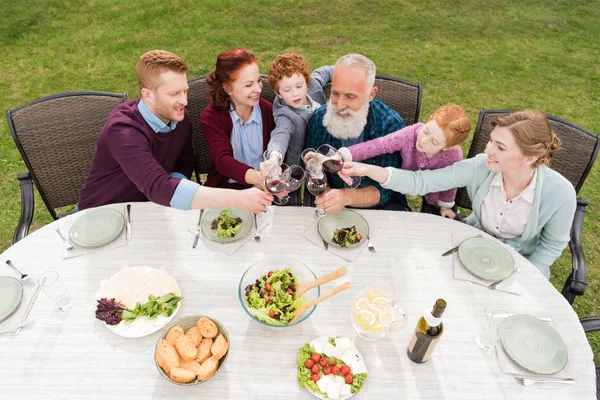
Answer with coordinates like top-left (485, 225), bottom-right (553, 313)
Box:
top-left (316, 374), bottom-right (330, 394)
top-left (310, 338), bottom-right (326, 354)
top-left (332, 343), bottom-right (346, 359)
top-left (335, 337), bottom-right (351, 353)
top-left (333, 375), bottom-right (345, 386)
top-left (327, 381), bottom-right (341, 399)
top-left (340, 383), bottom-right (352, 396)
top-left (351, 358), bottom-right (368, 375)
top-left (341, 349), bottom-right (358, 366)
top-left (323, 342), bottom-right (336, 358)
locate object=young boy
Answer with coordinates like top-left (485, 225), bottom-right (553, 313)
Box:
top-left (264, 54), bottom-right (333, 168)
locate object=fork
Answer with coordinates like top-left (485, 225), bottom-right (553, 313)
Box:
top-left (488, 267), bottom-right (522, 290)
top-left (253, 213), bottom-right (260, 242)
top-left (367, 235), bottom-right (376, 253)
top-left (514, 376), bottom-right (574, 386)
top-left (5, 260), bottom-right (34, 287)
top-left (53, 226), bottom-right (74, 250)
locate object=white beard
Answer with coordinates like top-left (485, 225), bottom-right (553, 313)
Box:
top-left (322, 99), bottom-right (369, 140)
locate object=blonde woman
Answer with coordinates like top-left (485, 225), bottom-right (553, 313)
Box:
top-left (342, 110), bottom-right (575, 278)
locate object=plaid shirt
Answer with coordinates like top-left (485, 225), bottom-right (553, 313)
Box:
top-left (306, 99), bottom-right (405, 207)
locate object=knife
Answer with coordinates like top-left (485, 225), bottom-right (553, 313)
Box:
top-left (12, 277), bottom-right (45, 335)
top-left (126, 204), bottom-right (132, 242)
top-left (0, 319), bottom-right (36, 335)
top-left (441, 234), bottom-right (483, 257)
top-left (192, 209), bottom-right (204, 249)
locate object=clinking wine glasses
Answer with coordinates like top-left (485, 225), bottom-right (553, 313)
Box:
top-left (264, 163), bottom-right (305, 206)
top-left (316, 144), bottom-right (361, 189)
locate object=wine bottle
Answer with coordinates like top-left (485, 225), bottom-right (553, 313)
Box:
top-left (407, 298), bottom-right (447, 363)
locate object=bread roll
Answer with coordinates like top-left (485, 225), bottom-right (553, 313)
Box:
top-left (210, 334), bottom-right (229, 360)
top-left (197, 355), bottom-right (219, 381)
top-left (156, 339), bottom-right (179, 374)
top-left (175, 335), bottom-right (198, 361)
top-left (169, 367), bottom-right (196, 383)
top-left (196, 317), bottom-right (218, 338)
top-left (165, 325), bottom-right (184, 346)
top-left (179, 358), bottom-right (201, 375)
top-left (185, 326), bottom-right (202, 347)
top-left (196, 337), bottom-right (213, 364)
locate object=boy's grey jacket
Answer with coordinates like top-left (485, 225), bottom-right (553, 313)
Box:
top-left (267, 66), bottom-right (334, 166)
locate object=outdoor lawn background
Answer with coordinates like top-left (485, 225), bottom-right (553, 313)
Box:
top-left (0, 1), bottom-right (598, 360)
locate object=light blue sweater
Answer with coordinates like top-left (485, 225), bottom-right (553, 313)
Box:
top-left (384, 154), bottom-right (576, 278)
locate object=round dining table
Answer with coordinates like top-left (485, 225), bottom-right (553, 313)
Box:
top-left (0, 202), bottom-right (595, 399)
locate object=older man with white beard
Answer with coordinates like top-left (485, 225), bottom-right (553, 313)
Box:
top-left (305, 54), bottom-right (410, 214)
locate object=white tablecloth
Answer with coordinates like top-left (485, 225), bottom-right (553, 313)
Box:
top-left (0, 202), bottom-right (595, 399)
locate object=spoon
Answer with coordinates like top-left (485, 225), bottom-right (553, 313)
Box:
top-left (293, 266), bottom-right (347, 299)
top-left (291, 281), bottom-right (351, 323)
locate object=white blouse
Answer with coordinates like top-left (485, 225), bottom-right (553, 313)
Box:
top-left (481, 171), bottom-right (537, 239)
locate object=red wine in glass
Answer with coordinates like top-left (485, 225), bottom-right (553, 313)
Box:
top-left (322, 158), bottom-right (343, 173)
top-left (266, 179), bottom-right (287, 195)
top-left (307, 178), bottom-right (327, 196)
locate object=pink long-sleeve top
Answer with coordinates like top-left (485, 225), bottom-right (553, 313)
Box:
top-left (347, 122), bottom-right (463, 208)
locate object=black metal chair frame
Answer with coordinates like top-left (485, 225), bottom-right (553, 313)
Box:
top-left (455, 109), bottom-right (599, 305)
top-left (8, 91), bottom-right (127, 243)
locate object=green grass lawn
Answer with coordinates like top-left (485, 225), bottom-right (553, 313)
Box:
top-left (1, 0), bottom-right (598, 360)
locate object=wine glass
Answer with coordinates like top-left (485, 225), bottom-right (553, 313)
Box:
top-left (276, 165), bottom-right (305, 205)
top-left (306, 170), bottom-right (328, 218)
top-left (262, 149), bottom-right (282, 177)
top-left (301, 148), bottom-right (322, 175)
top-left (265, 163), bottom-right (291, 206)
top-left (316, 144), bottom-right (361, 189)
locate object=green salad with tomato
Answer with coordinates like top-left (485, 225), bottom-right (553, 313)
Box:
top-left (297, 337), bottom-right (368, 399)
top-left (244, 268), bottom-right (306, 325)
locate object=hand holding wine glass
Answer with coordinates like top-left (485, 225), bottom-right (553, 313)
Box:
top-left (317, 144), bottom-right (361, 189)
top-left (265, 163), bottom-right (291, 206)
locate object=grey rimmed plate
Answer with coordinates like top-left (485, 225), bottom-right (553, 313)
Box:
top-left (317, 209), bottom-right (369, 248)
top-left (69, 208), bottom-right (125, 248)
top-left (500, 314), bottom-right (568, 375)
top-left (0, 276), bottom-right (24, 323)
top-left (201, 208), bottom-right (252, 243)
top-left (458, 237), bottom-right (514, 281)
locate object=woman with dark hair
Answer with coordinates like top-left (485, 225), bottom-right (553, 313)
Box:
top-left (201, 48), bottom-right (275, 189)
top-left (342, 110), bottom-right (575, 279)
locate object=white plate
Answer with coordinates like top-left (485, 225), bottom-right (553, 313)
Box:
top-left (95, 266), bottom-right (181, 338)
top-left (303, 336), bottom-right (366, 400)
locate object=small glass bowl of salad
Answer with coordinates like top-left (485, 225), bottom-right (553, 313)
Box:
top-left (238, 257), bottom-right (321, 327)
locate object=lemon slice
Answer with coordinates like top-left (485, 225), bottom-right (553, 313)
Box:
top-left (379, 311), bottom-right (392, 326)
top-left (371, 296), bottom-right (390, 305)
top-left (370, 322), bottom-right (385, 332)
top-left (357, 309), bottom-right (376, 327)
top-left (353, 297), bottom-right (369, 311)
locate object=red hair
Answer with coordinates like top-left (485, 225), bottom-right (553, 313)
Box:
top-left (428, 105), bottom-right (471, 147)
top-left (206, 48), bottom-right (258, 113)
top-left (267, 53), bottom-right (311, 93)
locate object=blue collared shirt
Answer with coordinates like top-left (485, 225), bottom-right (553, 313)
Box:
top-left (137, 100), bottom-right (198, 210)
top-left (228, 104), bottom-right (263, 183)
top-left (138, 99), bottom-right (178, 133)
top-left (306, 99), bottom-right (405, 206)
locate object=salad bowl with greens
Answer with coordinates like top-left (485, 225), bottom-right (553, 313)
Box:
top-left (238, 257), bottom-right (320, 327)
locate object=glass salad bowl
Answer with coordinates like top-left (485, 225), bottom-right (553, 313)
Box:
top-left (238, 257), bottom-right (320, 328)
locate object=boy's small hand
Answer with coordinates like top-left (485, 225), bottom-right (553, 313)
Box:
top-left (440, 207), bottom-right (456, 219)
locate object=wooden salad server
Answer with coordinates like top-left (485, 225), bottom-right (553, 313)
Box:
top-left (291, 281), bottom-right (351, 323)
top-left (293, 266), bottom-right (348, 299)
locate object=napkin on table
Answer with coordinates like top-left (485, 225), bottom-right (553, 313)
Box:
top-left (302, 217), bottom-right (378, 262)
top-left (61, 204), bottom-right (128, 259)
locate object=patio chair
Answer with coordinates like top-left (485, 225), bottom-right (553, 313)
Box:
top-left (455, 109), bottom-right (599, 305)
top-left (579, 317), bottom-right (600, 396)
top-left (7, 91), bottom-right (127, 243)
top-left (304, 74), bottom-right (423, 206)
top-left (186, 74), bottom-right (301, 205)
